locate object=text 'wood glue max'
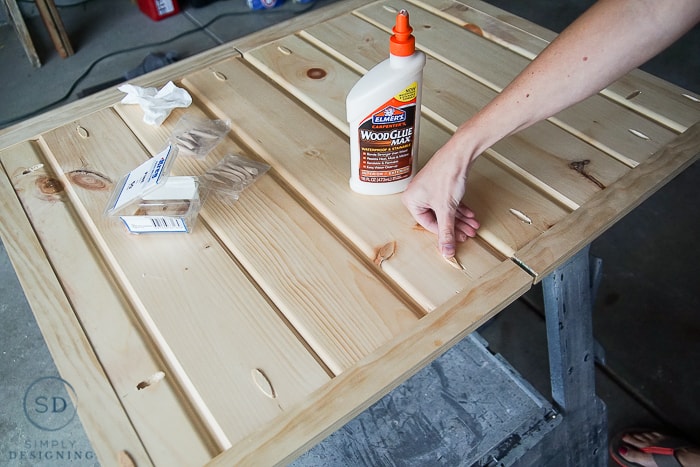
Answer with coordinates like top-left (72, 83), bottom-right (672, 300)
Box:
top-left (346, 9), bottom-right (426, 195)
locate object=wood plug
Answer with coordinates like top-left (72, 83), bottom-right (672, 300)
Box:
top-left (374, 241), bottom-right (396, 266)
top-left (252, 368), bottom-right (276, 399)
top-left (509, 208), bottom-right (533, 225)
top-left (628, 128), bottom-right (650, 140)
top-left (76, 126), bottom-right (89, 138)
top-left (443, 254), bottom-right (464, 270)
top-left (136, 371), bottom-right (165, 390)
top-left (118, 450), bottom-right (136, 467)
top-left (22, 163), bottom-right (44, 175)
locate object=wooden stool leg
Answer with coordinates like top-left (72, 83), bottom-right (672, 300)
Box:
top-left (34, 0), bottom-right (74, 58)
top-left (2, 0), bottom-right (41, 67)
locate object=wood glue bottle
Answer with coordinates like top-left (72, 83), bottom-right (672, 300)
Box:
top-left (347, 9), bottom-right (426, 195)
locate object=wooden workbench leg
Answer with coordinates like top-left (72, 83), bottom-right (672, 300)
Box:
top-left (542, 245), bottom-right (608, 466)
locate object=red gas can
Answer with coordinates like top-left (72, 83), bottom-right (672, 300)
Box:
top-left (137, 0), bottom-right (181, 21)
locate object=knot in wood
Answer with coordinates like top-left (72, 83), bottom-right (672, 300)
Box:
top-left (36, 176), bottom-right (64, 195)
top-left (67, 169), bottom-right (111, 191)
top-left (569, 160), bottom-right (590, 173)
top-left (306, 68), bottom-right (327, 80)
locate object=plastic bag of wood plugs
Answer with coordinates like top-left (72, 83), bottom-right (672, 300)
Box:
top-left (170, 114), bottom-right (230, 159)
top-left (201, 154), bottom-right (270, 203)
top-left (105, 144), bottom-right (205, 234)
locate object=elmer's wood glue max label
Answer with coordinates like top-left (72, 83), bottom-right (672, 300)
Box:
top-left (357, 86), bottom-right (418, 183)
top-left (346, 9), bottom-right (426, 195)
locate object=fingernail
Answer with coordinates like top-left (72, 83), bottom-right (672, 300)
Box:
top-left (619, 446), bottom-right (628, 456)
top-left (441, 246), bottom-right (455, 257)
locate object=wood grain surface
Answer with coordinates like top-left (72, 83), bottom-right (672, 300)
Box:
top-left (0, 143), bottom-right (157, 465)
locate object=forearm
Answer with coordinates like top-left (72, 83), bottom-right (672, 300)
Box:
top-left (457, 0), bottom-right (700, 161)
top-left (402, 0), bottom-right (699, 257)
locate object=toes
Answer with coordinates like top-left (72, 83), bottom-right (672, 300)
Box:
top-left (618, 431), bottom-right (681, 467)
top-left (619, 444), bottom-right (656, 467)
top-left (622, 431), bottom-right (665, 449)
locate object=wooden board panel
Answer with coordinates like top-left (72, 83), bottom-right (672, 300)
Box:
top-left (181, 58), bottom-right (563, 308)
top-left (297, 17), bottom-right (630, 208)
top-left (2, 2), bottom-right (693, 465)
top-left (0, 147), bottom-right (155, 466)
top-left (354, 0), bottom-right (678, 166)
top-left (242, 39), bottom-right (572, 258)
top-left (115, 103), bottom-right (421, 374)
top-left (181, 59), bottom-right (499, 310)
top-left (36, 109), bottom-right (331, 447)
top-left (414, 0), bottom-right (700, 132)
top-left (210, 259), bottom-right (533, 466)
top-left (1, 141), bottom-right (215, 466)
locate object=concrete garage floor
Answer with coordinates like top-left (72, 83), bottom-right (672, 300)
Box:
top-left (0, 0), bottom-right (698, 465)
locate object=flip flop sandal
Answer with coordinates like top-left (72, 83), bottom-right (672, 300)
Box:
top-left (610, 428), bottom-right (690, 467)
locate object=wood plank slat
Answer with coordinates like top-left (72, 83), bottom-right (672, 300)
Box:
top-left (0, 148), bottom-right (153, 466)
top-left (1, 142), bottom-right (216, 466)
top-left (114, 103), bottom-right (421, 375)
top-left (36, 109), bottom-right (331, 447)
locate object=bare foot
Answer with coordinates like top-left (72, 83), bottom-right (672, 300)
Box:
top-left (618, 431), bottom-right (700, 467)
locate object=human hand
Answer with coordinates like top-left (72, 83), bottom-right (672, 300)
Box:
top-left (401, 144), bottom-right (480, 258)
